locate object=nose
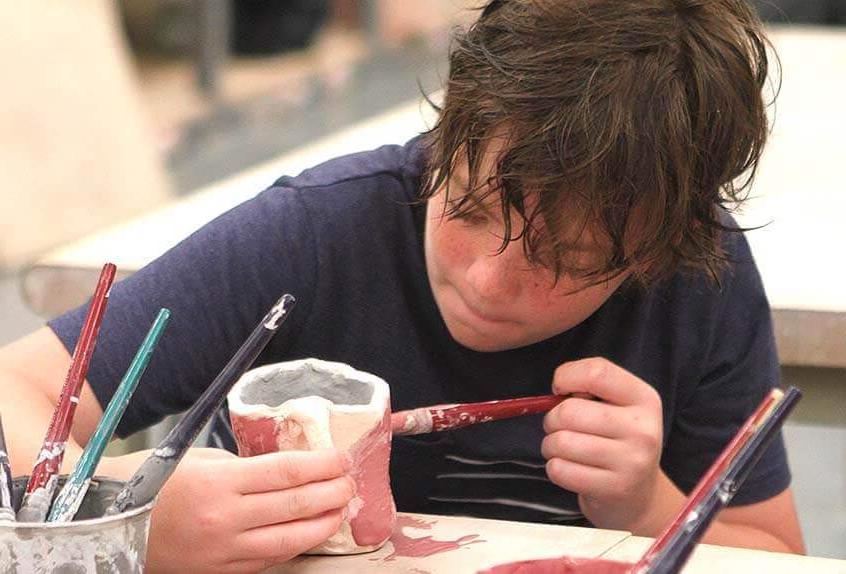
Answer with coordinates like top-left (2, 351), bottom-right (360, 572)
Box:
top-left (465, 244), bottom-right (523, 302)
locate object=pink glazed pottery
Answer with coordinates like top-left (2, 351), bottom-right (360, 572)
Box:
top-left (228, 358), bottom-right (396, 554)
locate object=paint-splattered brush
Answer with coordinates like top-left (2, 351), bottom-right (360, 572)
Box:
top-left (477, 387), bottom-right (802, 574)
top-left (106, 294), bottom-right (296, 515)
top-left (17, 262), bottom-right (116, 523)
top-left (634, 386), bottom-right (802, 574)
top-left (391, 394), bottom-right (566, 436)
top-left (0, 415), bottom-right (16, 522)
top-left (47, 308), bottom-right (171, 522)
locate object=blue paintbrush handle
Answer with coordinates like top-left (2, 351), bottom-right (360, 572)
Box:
top-left (47, 308), bottom-right (171, 522)
top-left (106, 294), bottom-right (296, 515)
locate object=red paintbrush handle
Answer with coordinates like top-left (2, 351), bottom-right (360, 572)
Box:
top-left (25, 263), bottom-right (116, 494)
top-left (636, 389), bottom-right (780, 567)
top-left (392, 394), bottom-right (566, 436)
top-left (432, 395), bottom-right (564, 431)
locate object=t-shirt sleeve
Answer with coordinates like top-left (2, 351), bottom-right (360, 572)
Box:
top-left (660, 231), bottom-right (791, 506)
top-left (47, 185), bottom-right (316, 438)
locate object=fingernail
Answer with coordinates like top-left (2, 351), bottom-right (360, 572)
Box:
top-left (340, 452), bottom-right (354, 471)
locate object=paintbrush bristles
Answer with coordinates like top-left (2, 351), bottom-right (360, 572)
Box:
top-left (0, 415), bottom-right (16, 522)
top-left (17, 263), bottom-right (116, 523)
top-left (48, 308), bottom-right (171, 522)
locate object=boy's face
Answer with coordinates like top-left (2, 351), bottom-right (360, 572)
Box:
top-left (424, 142), bottom-right (628, 352)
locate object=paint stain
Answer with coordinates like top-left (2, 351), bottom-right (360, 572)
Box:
top-left (376, 515), bottom-right (484, 562)
top-left (478, 556), bottom-right (634, 574)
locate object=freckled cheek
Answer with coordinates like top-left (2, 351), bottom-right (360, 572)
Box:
top-left (432, 224), bottom-right (471, 274)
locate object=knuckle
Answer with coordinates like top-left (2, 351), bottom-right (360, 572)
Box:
top-left (341, 477), bottom-right (356, 501)
top-left (285, 492), bottom-right (311, 517)
top-left (272, 535), bottom-right (300, 562)
top-left (196, 509), bottom-right (224, 534)
top-left (274, 454), bottom-right (304, 487)
top-left (584, 357), bottom-right (609, 381)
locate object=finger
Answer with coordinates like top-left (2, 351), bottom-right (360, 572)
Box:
top-left (540, 430), bottom-right (623, 470)
top-left (237, 476), bottom-right (355, 530)
top-left (234, 449), bottom-right (348, 494)
top-left (235, 509), bottom-right (344, 565)
top-left (543, 397), bottom-right (625, 438)
top-left (552, 358), bottom-right (648, 406)
top-left (545, 457), bottom-right (614, 497)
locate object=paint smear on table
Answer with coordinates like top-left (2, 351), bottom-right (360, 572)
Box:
top-left (376, 515), bottom-right (484, 562)
top-left (478, 556), bottom-right (633, 573)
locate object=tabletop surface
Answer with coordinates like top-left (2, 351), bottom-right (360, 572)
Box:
top-left (267, 512), bottom-right (846, 573)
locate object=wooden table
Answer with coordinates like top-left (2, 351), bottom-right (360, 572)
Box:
top-left (268, 513), bottom-right (846, 573)
top-left (20, 27), bottom-right (846, 369)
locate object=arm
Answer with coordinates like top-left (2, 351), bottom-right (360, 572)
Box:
top-left (541, 357), bottom-right (804, 554)
top-left (0, 328), bottom-right (98, 477)
top-left (0, 330), bottom-right (353, 573)
top-left (632, 471), bottom-right (805, 553)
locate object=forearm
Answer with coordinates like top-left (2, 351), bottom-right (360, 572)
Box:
top-left (630, 471), bottom-right (801, 554)
top-left (0, 370), bottom-right (84, 477)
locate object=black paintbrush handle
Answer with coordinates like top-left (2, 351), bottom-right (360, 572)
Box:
top-left (0, 415), bottom-right (16, 521)
top-left (644, 386), bottom-right (802, 574)
top-left (106, 294), bottom-right (296, 515)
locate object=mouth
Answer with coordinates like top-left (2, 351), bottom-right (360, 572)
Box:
top-left (453, 290), bottom-right (512, 325)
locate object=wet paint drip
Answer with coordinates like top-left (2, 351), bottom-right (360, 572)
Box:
top-left (377, 515), bottom-right (484, 561)
top-left (348, 409), bottom-right (396, 547)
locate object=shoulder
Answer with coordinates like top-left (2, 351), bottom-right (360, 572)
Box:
top-left (271, 137), bottom-right (425, 201)
top-left (262, 138), bottom-right (426, 242)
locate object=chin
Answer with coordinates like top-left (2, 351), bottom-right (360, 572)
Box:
top-left (444, 319), bottom-right (532, 353)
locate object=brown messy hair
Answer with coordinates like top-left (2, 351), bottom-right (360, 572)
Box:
top-left (420, 0), bottom-right (775, 285)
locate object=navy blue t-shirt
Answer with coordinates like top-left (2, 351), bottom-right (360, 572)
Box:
top-left (49, 138), bottom-right (790, 525)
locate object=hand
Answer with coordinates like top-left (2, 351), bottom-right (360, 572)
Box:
top-left (103, 447), bottom-right (354, 573)
top-left (541, 357), bottom-right (663, 531)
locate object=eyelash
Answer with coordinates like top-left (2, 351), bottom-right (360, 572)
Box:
top-left (451, 210), bottom-right (489, 225)
top-left (446, 197), bottom-right (489, 226)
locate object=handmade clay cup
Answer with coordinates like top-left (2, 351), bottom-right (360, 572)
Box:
top-left (228, 358), bottom-right (396, 554)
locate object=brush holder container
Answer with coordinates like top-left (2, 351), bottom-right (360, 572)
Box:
top-left (0, 476), bottom-right (155, 573)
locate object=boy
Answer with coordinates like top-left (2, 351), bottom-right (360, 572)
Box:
top-left (0, 1), bottom-right (804, 571)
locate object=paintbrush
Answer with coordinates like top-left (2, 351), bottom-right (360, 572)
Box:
top-left (17, 262), bottom-right (116, 523)
top-left (105, 293), bottom-right (296, 515)
top-left (476, 387), bottom-right (802, 574)
top-left (391, 394), bottom-right (566, 436)
top-left (47, 308), bottom-right (171, 522)
top-left (633, 386), bottom-right (801, 574)
top-left (0, 415), bottom-right (16, 522)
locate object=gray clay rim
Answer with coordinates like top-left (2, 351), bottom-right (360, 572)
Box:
top-left (240, 362), bottom-right (375, 407)
top-left (1, 476), bottom-right (155, 532)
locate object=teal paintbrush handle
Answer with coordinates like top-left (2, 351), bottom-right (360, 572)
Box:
top-left (47, 308), bottom-right (171, 522)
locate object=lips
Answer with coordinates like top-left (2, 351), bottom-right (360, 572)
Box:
top-left (454, 290), bottom-right (511, 324)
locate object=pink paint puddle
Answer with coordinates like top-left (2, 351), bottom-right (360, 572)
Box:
top-left (376, 515), bottom-right (484, 561)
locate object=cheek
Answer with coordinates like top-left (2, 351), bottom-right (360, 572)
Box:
top-left (524, 277), bottom-right (621, 327)
top-left (430, 221), bottom-right (470, 273)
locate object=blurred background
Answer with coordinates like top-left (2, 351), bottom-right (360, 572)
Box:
top-left (0, 0), bottom-right (843, 560)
